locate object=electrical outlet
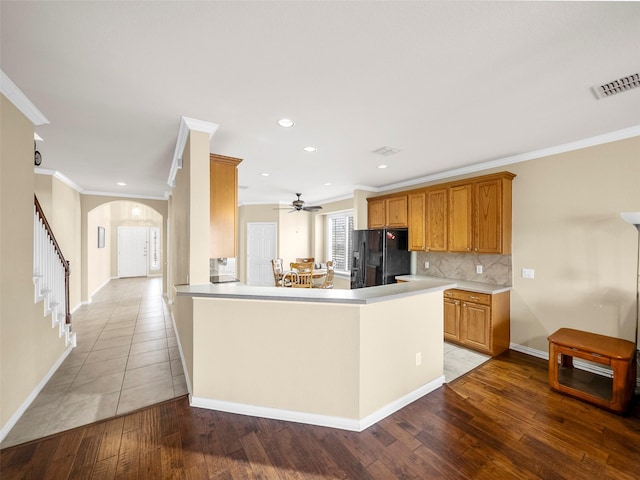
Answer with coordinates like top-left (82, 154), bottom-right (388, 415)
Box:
top-left (476, 265), bottom-right (483, 274)
top-left (424, 261), bottom-right (429, 269)
top-left (522, 268), bottom-right (535, 279)
top-left (416, 352), bottom-right (422, 366)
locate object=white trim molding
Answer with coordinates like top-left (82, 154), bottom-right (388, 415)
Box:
top-left (510, 342), bottom-right (639, 383)
top-left (0, 69), bottom-right (49, 126)
top-left (0, 344), bottom-right (73, 444)
top-left (191, 376), bottom-right (444, 432)
top-left (167, 116), bottom-right (219, 188)
top-left (380, 125), bottom-right (640, 193)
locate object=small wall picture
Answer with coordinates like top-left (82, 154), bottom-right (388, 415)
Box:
top-left (98, 226), bottom-right (105, 248)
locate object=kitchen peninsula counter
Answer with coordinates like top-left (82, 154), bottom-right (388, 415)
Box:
top-left (172, 280), bottom-right (452, 432)
top-left (396, 274), bottom-right (511, 294)
top-left (176, 276), bottom-right (456, 304)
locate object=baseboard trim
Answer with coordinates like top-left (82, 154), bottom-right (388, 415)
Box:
top-left (191, 376), bottom-right (445, 432)
top-left (170, 310), bottom-right (193, 396)
top-left (0, 344), bottom-right (74, 444)
top-left (510, 342), bottom-right (640, 383)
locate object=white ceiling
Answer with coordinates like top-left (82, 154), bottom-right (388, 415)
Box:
top-left (2, 2), bottom-right (639, 206)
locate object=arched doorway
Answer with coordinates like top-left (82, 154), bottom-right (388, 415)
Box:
top-left (83, 197), bottom-right (167, 303)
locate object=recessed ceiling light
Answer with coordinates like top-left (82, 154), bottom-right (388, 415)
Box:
top-left (377, 164), bottom-right (388, 169)
top-left (303, 146), bottom-right (317, 152)
top-left (323, 182), bottom-right (332, 186)
top-left (278, 118), bottom-right (294, 128)
top-left (261, 173), bottom-right (270, 177)
top-left (117, 182), bottom-right (127, 186)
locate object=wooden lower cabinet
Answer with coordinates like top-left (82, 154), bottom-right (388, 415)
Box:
top-left (443, 289), bottom-right (510, 356)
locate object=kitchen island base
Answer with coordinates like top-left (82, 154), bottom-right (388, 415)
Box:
top-left (173, 282), bottom-right (450, 431)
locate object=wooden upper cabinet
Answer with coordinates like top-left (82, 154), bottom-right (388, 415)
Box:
top-left (386, 195), bottom-right (408, 228)
top-left (367, 198), bottom-right (386, 229)
top-left (474, 175), bottom-right (513, 254)
top-left (448, 172), bottom-right (515, 254)
top-left (448, 184), bottom-right (473, 252)
top-left (426, 187), bottom-right (447, 252)
top-left (408, 192), bottom-right (426, 251)
top-left (367, 195), bottom-right (408, 229)
top-left (210, 153), bottom-right (242, 259)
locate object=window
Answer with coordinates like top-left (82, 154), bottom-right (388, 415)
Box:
top-left (149, 227), bottom-right (161, 271)
top-left (326, 211), bottom-right (354, 274)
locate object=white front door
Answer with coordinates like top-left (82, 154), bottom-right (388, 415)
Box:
top-left (118, 227), bottom-right (148, 278)
top-left (247, 222), bottom-right (277, 286)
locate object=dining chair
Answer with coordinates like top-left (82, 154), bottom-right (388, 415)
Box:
top-left (319, 260), bottom-right (334, 289)
top-left (295, 257), bottom-right (315, 264)
top-left (271, 258), bottom-right (292, 287)
top-left (290, 261), bottom-right (314, 288)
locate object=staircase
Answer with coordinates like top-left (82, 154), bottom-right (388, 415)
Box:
top-left (33, 195), bottom-right (75, 348)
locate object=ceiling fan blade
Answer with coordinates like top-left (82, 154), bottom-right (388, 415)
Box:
top-left (302, 206), bottom-right (323, 212)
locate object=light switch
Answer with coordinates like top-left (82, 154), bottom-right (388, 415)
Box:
top-left (522, 268), bottom-right (535, 279)
top-left (476, 265), bottom-right (483, 274)
top-left (424, 261), bottom-right (429, 269)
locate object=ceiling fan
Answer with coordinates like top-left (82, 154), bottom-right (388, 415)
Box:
top-left (279, 193), bottom-right (323, 213)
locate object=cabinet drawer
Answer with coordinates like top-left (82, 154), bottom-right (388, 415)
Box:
top-left (444, 289), bottom-right (491, 305)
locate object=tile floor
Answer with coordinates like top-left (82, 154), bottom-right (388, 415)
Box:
top-left (443, 341), bottom-right (490, 382)
top-left (2, 278), bottom-right (488, 448)
top-left (1, 277), bottom-right (187, 448)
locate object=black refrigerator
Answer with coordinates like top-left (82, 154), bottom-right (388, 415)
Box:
top-left (350, 229), bottom-right (411, 288)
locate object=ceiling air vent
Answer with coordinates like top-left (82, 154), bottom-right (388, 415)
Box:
top-left (372, 146), bottom-right (400, 156)
top-left (592, 73), bottom-right (640, 99)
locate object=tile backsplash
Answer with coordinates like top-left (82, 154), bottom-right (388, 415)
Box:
top-left (415, 252), bottom-right (512, 286)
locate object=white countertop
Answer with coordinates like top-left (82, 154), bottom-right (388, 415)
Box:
top-left (395, 275), bottom-right (512, 294)
top-left (175, 277), bottom-right (456, 304)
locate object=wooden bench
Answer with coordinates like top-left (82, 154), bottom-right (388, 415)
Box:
top-left (548, 328), bottom-right (636, 413)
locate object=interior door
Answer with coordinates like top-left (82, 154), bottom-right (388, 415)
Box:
top-left (247, 222), bottom-right (277, 286)
top-left (118, 227), bottom-right (148, 278)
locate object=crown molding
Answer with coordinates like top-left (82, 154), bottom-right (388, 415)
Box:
top-left (35, 167), bottom-right (166, 200)
top-left (0, 70), bottom-right (49, 126)
top-left (380, 125), bottom-right (640, 193)
top-left (35, 168), bottom-right (83, 192)
top-left (82, 190), bottom-right (168, 201)
top-left (167, 116), bottom-right (219, 187)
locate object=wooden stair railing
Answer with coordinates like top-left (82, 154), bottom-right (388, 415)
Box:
top-left (34, 195), bottom-right (72, 331)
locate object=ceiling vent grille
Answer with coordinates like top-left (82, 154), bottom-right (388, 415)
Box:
top-left (592, 73), bottom-right (640, 99)
top-left (372, 146), bottom-right (400, 156)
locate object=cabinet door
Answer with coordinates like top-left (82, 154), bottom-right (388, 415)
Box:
top-left (426, 188), bottom-right (447, 252)
top-left (474, 178), bottom-right (502, 253)
top-left (368, 199), bottom-right (386, 229)
top-left (386, 195), bottom-right (408, 228)
top-left (443, 297), bottom-right (461, 342)
top-left (462, 302), bottom-right (491, 352)
top-left (408, 192), bottom-right (426, 251)
top-left (448, 184), bottom-right (472, 252)
top-left (210, 155), bottom-right (240, 258)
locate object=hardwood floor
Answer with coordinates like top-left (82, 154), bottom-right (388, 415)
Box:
top-left (2, 351), bottom-right (639, 479)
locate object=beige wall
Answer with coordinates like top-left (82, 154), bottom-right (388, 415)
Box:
top-left (34, 174), bottom-right (83, 312)
top-left (506, 137), bottom-right (640, 351)
top-left (278, 209), bottom-right (312, 268)
top-left (81, 195), bottom-right (168, 301)
top-left (167, 130), bottom-right (210, 300)
top-left (87, 203), bottom-right (112, 298)
top-left (1, 95), bottom-right (68, 434)
top-left (238, 198), bottom-right (355, 287)
top-left (237, 204), bottom-right (279, 284)
top-left (356, 137), bottom-right (639, 352)
top-left (108, 201), bottom-right (163, 277)
top-left (189, 290), bottom-right (443, 421)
